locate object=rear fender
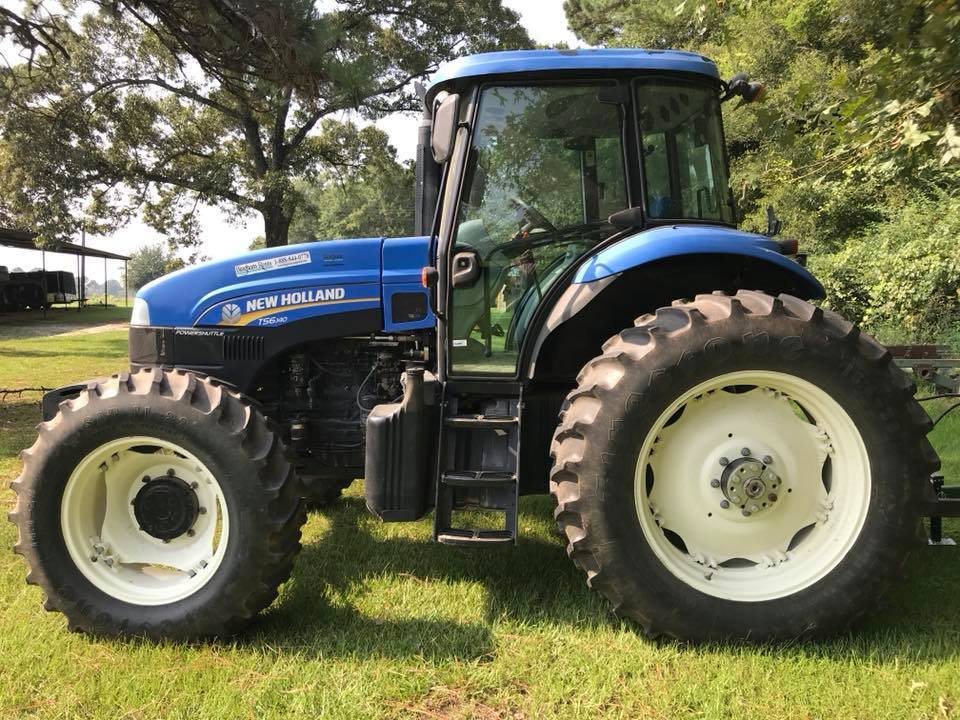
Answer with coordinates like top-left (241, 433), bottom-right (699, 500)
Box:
top-left (525, 227), bottom-right (824, 381)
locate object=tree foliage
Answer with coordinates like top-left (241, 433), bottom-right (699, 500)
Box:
top-left (125, 243), bottom-right (185, 289)
top-left (0, 1), bottom-right (531, 249)
top-left (288, 123), bottom-right (415, 242)
top-left (566, 0), bottom-right (960, 338)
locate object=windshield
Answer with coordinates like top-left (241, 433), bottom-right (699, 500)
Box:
top-left (636, 79), bottom-right (733, 223)
top-left (449, 83), bottom-right (629, 374)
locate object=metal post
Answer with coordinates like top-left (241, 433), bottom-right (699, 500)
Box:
top-left (80, 226), bottom-right (86, 309)
top-left (41, 248), bottom-right (47, 320)
top-left (76, 252), bottom-right (81, 312)
top-left (103, 257), bottom-right (107, 308)
top-left (124, 260), bottom-right (128, 307)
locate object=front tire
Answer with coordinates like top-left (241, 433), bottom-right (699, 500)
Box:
top-left (550, 291), bottom-right (939, 641)
top-left (10, 367), bottom-right (306, 640)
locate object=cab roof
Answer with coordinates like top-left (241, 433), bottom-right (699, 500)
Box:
top-left (426, 48), bottom-right (720, 100)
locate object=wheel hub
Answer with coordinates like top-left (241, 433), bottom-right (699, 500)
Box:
top-left (720, 456), bottom-right (782, 516)
top-left (133, 473), bottom-right (200, 541)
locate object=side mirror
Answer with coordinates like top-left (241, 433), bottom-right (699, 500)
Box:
top-left (723, 72), bottom-right (765, 104)
top-left (431, 92), bottom-right (460, 164)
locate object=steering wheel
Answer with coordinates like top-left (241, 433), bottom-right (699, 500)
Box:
top-left (509, 197), bottom-right (559, 237)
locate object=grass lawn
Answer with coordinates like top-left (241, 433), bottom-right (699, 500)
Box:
top-left (2, 329), bottom-right (960, 719)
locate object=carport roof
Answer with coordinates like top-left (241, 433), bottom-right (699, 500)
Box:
top-left (0, 227), bottom-right (130, 261)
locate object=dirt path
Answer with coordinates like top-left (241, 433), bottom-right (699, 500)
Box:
top-left (0, 322), bottom-right (128, 341)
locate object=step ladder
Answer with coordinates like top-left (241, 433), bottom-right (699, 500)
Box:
top-left (433, 390), bottom-right (521, 547)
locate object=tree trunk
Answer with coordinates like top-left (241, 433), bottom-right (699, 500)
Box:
top-left (262, 204), bottom-right (292, 247)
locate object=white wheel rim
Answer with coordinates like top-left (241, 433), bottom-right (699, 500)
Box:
top-left (61, 436), bottom-right (230, 605)
top-left (634, 370), bottom-right (870, 602)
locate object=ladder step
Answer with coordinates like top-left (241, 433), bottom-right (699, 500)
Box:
top-left (444, 414), bottom-right (518, 429)
top-left (437, 529), bottom-right (514, 547)
top-left (441, 470), bottom-right (517, 487)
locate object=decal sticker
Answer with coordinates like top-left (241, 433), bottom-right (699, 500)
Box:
top-left (199, 285), bottom-right (380, 327)
top-left (175, 328), bottom-right (224, 337)
top-left (221, 303), bottom-right (243, 324)
top-left (452, 339), bottom-right (468, 347)
top-left (235, 250), bottom-right (311, 277)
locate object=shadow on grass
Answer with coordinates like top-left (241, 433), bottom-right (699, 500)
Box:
top-left (235, 494), bottom-right (960, 663)
top-left (235, 495), bottom-right (607, 661)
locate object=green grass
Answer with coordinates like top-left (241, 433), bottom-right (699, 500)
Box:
top-left (2, 331), bottom-right (960, 719)
top-left (0, 304), bottom-right (130, 327)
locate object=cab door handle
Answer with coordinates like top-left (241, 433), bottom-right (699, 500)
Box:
top-left (451, 250), bottom-right (481, 288)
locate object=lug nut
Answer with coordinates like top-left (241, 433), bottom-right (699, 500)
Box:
top-left (763, 455), bottom-right (773, 465)
top-left (742, 509), bottom-right (751, 517)
top-left (141, 475), bottom-right (150, 483)
top-left (187, 529), bottom-right (195, 537)
top-left (741, 447), bottom-right (751, 456)
top-left (768, 493), bottom-right (778, 502)
top-left (198, 507), bottom-right (207, 515)
top-left (749, 504), bottom-right (759, 513)
top-left (710, 479), bottom-right (721, 488)
top-left (166, 468), bottom-right (175, 476)
top-left (190, 481), bottom-right (199, 489)
top-left (719, 457), bottom-right (729, 466)
top-left (720, 500), bottom-right (730, 509)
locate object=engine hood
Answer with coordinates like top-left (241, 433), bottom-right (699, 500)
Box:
top-left (135, 236), bottom-right (433, 331)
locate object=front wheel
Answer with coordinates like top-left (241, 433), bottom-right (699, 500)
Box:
top-left (10, 368), bottom-right (306, 640)
top-left (551, 291), bottom-right (939, 641)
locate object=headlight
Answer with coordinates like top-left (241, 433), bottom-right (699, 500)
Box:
top-left (130, 297), bottom-right (151, 326)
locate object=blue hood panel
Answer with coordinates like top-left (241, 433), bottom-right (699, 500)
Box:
top-left (138, 236), bottom-right (433, 330)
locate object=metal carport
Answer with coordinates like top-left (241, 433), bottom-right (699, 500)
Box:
top-left (0, 227), bottom-right (131, 319)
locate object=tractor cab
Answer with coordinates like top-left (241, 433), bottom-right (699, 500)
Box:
top-left (416, 50), bottom-right (741, 379)
top-left (364, 50), bottom-right (778, 546)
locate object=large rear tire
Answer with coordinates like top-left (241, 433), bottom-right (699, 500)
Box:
top-left (550, 291), bottom-right (939, 641)
top-left (10, 367), bottom-right (306, 640)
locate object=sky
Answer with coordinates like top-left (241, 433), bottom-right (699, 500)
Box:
top-left (1, 0), bottom-right (582, 280)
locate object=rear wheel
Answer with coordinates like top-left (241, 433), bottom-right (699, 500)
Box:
top-left (10, 367), bottom-right (306, 640)
top-left (551, 291), bottom-right (939, 641)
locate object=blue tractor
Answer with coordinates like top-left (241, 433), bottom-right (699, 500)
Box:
top-left (12, 49), bottom-right (938, 642)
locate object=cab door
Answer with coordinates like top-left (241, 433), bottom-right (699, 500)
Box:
top-left (443, 82), bottom-right (631, 376)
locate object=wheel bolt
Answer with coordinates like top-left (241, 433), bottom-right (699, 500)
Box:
top-left (742, 509), bottom-right (751, 517)
top-left (768, 493), bottom-right (778, 502)
top-left (719, 457), bottom-right (729, 466)
top-left (710, 479), bottom-right (721, 488)
top-left (190, 481), bottom-right (199, 490)
top-left (90, 556), bottom-right (98, 562)
top-left (763, 455), bottom-right (773, 465)
top-left (166, 468), bottom-right (175, 476)
top-left (741, 447), bottom-right (751, 456)
top-left (199, 507), bottom-right (207, 514)
top-left (141, 475), bottom-right (150, 483)
top-left (187, 529), bottom-right (195, 537)
top-left (720, 500), bottom-right (730, 509)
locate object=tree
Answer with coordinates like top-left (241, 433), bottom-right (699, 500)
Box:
top-left (125, 243), bottom-right (185, 289)
top-left (288, 123), bottom-right (415, 242)
top-left (0, 3), bottom-right (68, 65)
top-left (0, 1), bottom-right (531, 249)
top-left (565, 0), bottom-right (959, 240)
